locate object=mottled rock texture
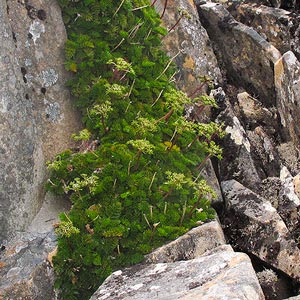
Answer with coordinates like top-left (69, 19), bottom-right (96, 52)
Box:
top-left (0, 0), bottom-right (81, 240)
top-left (145, 220), bottom-right (226, 263)
top-left (275, 51), bottom-right (300, 145)
top-left (232, 3), bottom-right (300, 60)
top-left (91, 245), bottom-right (265, 300)
top-left (221, 179), bottom-right (300, 280)
top-left (217, 97), bottom-right (265, 192)
top-left (155, 0), bottom-right (222, 93)
top-left (198, 2), bottom-right (281, 107)
top-left (0, 231), bottom-right (56, 299)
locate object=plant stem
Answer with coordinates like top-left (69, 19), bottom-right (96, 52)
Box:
top-left (156, 51), bottom-right (181, 81)
top-left (156, 108), bottom-right (174, 123)
top-left (113, 0), bottom-right (126, 17)
top-left (186, 196), bottom-right (201, 220)
top-left (168, 16), bottom-right (183, 33)
top-left (163, 187), bottom-right (174, 200)
top-left (188, 81), bottom-right (208, 98)
top-left (160, 0), bottom-right (168, 19)
top-left (132, 5), bottom-right (149, 11)
top-left (179, 201), bottom-right (187, 226)
top-left (148, 172), bottom-right (157, 191)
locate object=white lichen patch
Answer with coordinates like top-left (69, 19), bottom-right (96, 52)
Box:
top-left (41, 69), bottom-right (58, 87)
top-left (25, 58), bottom-right (32, 67)
top-left (130, 283), bottom-right (144, 291)
top-left (112, 270), bottom-right (122, 276)
top-left (29, 20), bottom-right (45, 44)
top-left (263, 137), bottom-right (274, 161)
top-left (0, 93), bottom-right (9, 113)
top-left (44, 99), bottom-right (62, 123)
top-left (280, 166), bottom-right (300, 206)
top-left (225, 116), bottom-right (251, 152)
top-left (150, 285), bottom-right (161, 291)
top-left (147, 263), bottom-right (168, 276)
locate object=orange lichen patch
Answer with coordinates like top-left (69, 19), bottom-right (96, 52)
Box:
top-left (5, 246), bottom-right (17, 257)
top-left (187, 74), bottom-right (196, 83)
top-left (47, 246), bottom-right (58, 268)
top-left (0, 261), bottom-right (6, 268)
top-left (188, 0), bottom-right (196, 9)
top-left (183, 56), bottom-right (195, 70)
top-left (274, 57), bottom-right (284, 87)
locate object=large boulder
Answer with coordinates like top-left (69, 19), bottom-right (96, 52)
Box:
top-left (155, 0), bottom-right (222, 93)
top-left (198, 2), bottom-right (281, 107)
top-left (145, 220), bottom-right (226, 263)
top-left (221, 179), bottom-right (300, 280)
top-left (0, 0), bottom-right (81, 240)
top-left (275, 51), bottom-right (300, 146)
top-left (0, 231), bottom-right (56, 299)
top-left (231, 3), bottom-right (300, 60)
top-left (217, 98), bottom-right (265, 192)
top-left (90, 221), bottom-right (264, 300)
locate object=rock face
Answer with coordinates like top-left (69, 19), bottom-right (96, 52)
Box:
top-left (275, 51), bottom-right (300, 145)
top-left (0, 0), bottom-right (81, 240)
top-left (91, 222), bottom-right (265, 300)
top-left (0, 231), bottom-right (56, 299)
top-left (154, 0), bottom-right (222, 93)
top-left (145, 220), bottom-right (226, 263)
top-left (198, 2), bottom-right (281, 107)
top-left (221, 179), bottom-right (300, 280)
top-left (231, 3), bottom-right (300, 60)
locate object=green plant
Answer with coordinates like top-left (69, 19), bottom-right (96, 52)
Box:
top-left (48, 1), bottom-right (224, 299)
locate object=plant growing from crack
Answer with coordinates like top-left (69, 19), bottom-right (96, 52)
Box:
top-left (48, 1), bottom-right (223, 299)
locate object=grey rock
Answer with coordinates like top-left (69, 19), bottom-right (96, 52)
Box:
top-left (221, 179), bottom-right (300, 280)
top-left (91, 246), bottom-right (264, 300)
top-left (231, 3), bottom-right (300, 60)
top-left (155, 0), bottom-right (222, 93)
top-left (0, 0), bottom-right (81, 239)
top-left (217, 99), bottom-right (265, 191)
top-left (198, 2), bottom-right (281, 107)
top-left (0, 231), bottom-right (57, 299)
top-left (277, 142), bottom-right (300, 175)
top-left (201, 160), bottom-right (224, 207)
top-left (275, 51), bottom-right (300, 146)
top-left (145, 220), bottom-right (226, 263)
top-left (156, 0), bottom-right (224, 207)
top-left (257, 268), bottom-right (291, 300)
top-left (27, 192), bottom-right (71, 234)
top-left (259, 170), bottom-right (300, 234)
top-left (246, 128), bottom-right (280, 178)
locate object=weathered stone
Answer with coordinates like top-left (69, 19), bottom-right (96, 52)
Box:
top-left (277, 142), bottom-right (300, 175)
top-left (217, 99), bottom-right (265, 191)
top-left (27, 192), bottom-right (71, 234)
top-left (221, 179), bottom-right (300, 280)
top-left (154, 1), bottom-right (224, 208)
top-left (155, 0), bottom-right (222, 94)
top-left (277, 166), bottom-right (300, 232)
top-left (237, 92), bottom-right (276, 128)
top-left (285, 296), bottom-right (300, 300)
top-left (0, 0), bottom-right (81, 240)
top-left (275, 51), bottom-right (300, 146)
top-left (257, 268), bottom-right (291, 300)
top-left (91, 246), bottom-right (265, 300)
top-left (232, 3), bottom-right (300, 60)
top-left (0, 231), bottom-right (56, 299)
top-left (201, 160), bottom-right (224, 207)
top-left (246, 128), bottom-right (280, 178)
top-left (198, 2), bottom-right (281, 107)
top-left (145, 220), bottom-right (226, 263)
